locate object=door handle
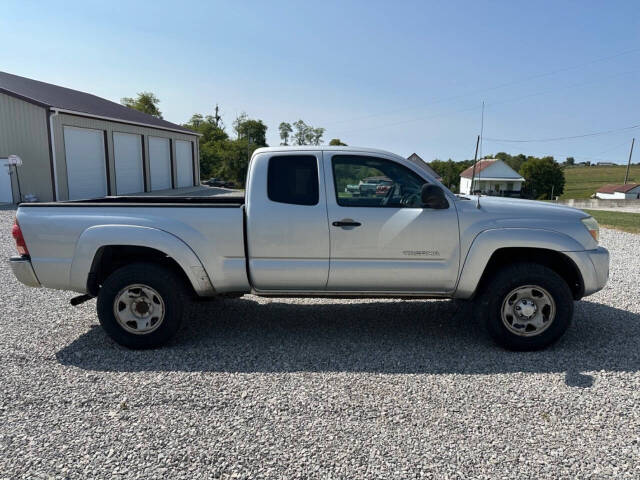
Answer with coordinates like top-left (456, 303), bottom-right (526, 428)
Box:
top-left (332, 219), bottom-right (362, 227)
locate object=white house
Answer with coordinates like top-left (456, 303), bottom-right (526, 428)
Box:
top-left (595, 183), bottom-right (640, 199)
top-left (459, 159), bottom-right (525, 196)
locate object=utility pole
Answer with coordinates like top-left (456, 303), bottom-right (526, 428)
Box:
top-left (210, 104), bottom-right (222, 128)
top-left (624, 138), bottom-right (635, 184)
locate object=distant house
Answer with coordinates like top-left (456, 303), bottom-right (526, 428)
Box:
top-left (459, 159), bottom-right (525, 196)
top-left (595, 183), bottom-right (640, 199)
top-left (407, 153), bottom-right (442, 181)
top-left (596, 162), bottom-right (616, 166)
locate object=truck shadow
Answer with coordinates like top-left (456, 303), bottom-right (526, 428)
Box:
top-left (56, 298), bottom-right (640, 384)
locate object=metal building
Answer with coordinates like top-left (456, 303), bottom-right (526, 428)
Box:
top-left (0, 71), bottom-right (200, 203)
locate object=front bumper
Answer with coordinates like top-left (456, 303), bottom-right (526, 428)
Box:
top-left (9, 256), bottom-right (41, 288)
top-left (564, 246), bottom-right (610, 298)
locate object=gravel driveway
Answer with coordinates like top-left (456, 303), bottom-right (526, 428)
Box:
top-left (1, 205), bottom-right (639, 479)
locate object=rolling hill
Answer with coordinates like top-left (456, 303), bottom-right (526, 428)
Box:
top-left (560, 165), bottom-right (640, 199)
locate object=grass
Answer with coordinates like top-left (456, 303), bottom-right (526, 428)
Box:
top-left (560, 165), bottom-right (640, 199)
top-left (583, 209), bottom-right (640, 234)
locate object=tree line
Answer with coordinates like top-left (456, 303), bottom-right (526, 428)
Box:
top-left (184, 109), bottom-right (347, 186)
top-left (431, 152), bottom-right (565, 199)
top-left (120, 92), bottom-right (347, 186)
top-left (121, 92), bottom-right (564, 196)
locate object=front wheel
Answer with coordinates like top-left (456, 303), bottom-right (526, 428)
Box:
top-left (97, 262), bottom-right (188, 349)
top-left (476, 262), bottom-right (574, 351)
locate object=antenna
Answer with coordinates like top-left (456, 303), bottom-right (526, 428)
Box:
top-left (470, 135), bottom-right (481, 208)
top-left (479, 101), bottom-right (485, 159)
top-left (477, 101), bottom-right (485, 207)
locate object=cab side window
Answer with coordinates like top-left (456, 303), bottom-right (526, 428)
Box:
top-left (332, 155), bottom-right (428, 208)
top-left (268, 155), bottom-right (319, 206)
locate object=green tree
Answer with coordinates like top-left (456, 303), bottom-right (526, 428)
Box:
top-left (292, 120), bottom-right (308, 145)
top-left (184, 106), bottom-right (268, 186)
top-left (430, 158), bottom-right (474, 192)
top-left (233, 113), bottom-right (268, 146)
top-left (184, 114), bottom-right (228, 143)
top-left (307, 127), bottom-right (325, 145)
top-left (211, 138), bottom-right (255, 186)
top-left (494, 152), bottom-right (527, 172)
top-left (291, 120), bottom-right (325, 145)
top-left (565, 157), bottom-right (575, 166)
top-left (188, 113), bottom-right (204, 128)
top-left (520, 157), bottom-right (565, 199)
top-left (329, 138), bottom-right (347, 146)
top-left (121, 92), bottom-right (163, 118)
top-left (183, 112), bottom-right (229, 178)
top-left (279, 122), bottom-right (293, 145)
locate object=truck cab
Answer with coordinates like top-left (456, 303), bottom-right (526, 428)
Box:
top-left (245, 147), bottom-right (459, 293)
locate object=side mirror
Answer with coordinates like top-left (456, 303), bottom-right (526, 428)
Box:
top-left (421, 184), bottom-right (449, 209)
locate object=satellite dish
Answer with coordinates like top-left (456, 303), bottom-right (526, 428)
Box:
top-left (7, 155), bottom-right (23, 166)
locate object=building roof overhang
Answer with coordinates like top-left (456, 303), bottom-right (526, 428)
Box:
top-left (467, 177), bottom-right (525, 182)
top-left (50, 108), bottom-right (202, 137)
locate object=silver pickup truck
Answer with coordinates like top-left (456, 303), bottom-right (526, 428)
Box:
top-left (9, 146), bottom-right (609, 351)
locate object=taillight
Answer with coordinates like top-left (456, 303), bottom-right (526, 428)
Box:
top-left (12, 218), bottom-right (29, 256)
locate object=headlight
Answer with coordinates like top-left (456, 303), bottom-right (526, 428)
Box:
top-left (581, 216), bottom-right (599, 243)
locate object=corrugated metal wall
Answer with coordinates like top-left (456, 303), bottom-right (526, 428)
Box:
top-left (51, 113), bottom-right (200, 200)
top-left (0, 93), bottom-right (53, 202)
top-left (0, 95), bottom-right (200, 202)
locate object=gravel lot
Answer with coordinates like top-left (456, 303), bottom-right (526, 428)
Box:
top-left (1, 205), bottom-right (639, 479)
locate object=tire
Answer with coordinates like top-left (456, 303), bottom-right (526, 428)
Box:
top-left (475, 262), bottom-right (574, 351)
top-left (97, 262), bottom-right (189, 349)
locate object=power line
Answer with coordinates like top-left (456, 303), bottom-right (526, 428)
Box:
top-left (484, 122), bottom-right (640, 143)
top-left (323, 46), bottom-right (640, 127)
top-left (483, 138), bottom-right (634, 163)
top-left (338, 67), bottom-right (639, 135)
top-left (483, 68), bottom-right (639, 110)
top-left (592, 139), bottom-right (635, 157)
top-left (339, 103), bottom-right (482, 135)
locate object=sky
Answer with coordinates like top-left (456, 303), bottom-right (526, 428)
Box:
top-left (2, 0), bottom-right (639, 164)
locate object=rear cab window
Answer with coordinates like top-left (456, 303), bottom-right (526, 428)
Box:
top-left (267, 155), bottom-right (319, 206)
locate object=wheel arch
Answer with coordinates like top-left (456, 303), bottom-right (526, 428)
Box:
top-left (69, 225), bottom-right (215, 297)
top-left (474, 247), bottom-right (584, 300)
top-left (455, 228), bottom-right (586, 300)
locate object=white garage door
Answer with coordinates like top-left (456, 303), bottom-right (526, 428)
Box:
top-left (175, 140), bottom-right (194, 188)
top-left (113, 132), bottom-right (144, 195)
top-left (63, 126), bottom-right (107, 200)
top-left (149, 137), bottom-right (172, 191)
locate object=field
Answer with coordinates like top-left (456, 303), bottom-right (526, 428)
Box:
top-left (560, 165), bottom-right (640, 199)
top-left (583, 209), bottom-right (640, 234)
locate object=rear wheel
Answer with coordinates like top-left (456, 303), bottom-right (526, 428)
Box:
top-left (97, 262), bottom-right (188, 349)
top-left (476, 262), bottom-right (574, 351)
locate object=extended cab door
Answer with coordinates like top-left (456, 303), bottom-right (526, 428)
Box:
top-left (246, 151), bottom-right (330, 291)
top-left (323, 152), bottom-right (460, 293)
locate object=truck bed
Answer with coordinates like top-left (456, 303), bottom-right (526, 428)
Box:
top-left (16, 197), bottom-right (250, 294)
